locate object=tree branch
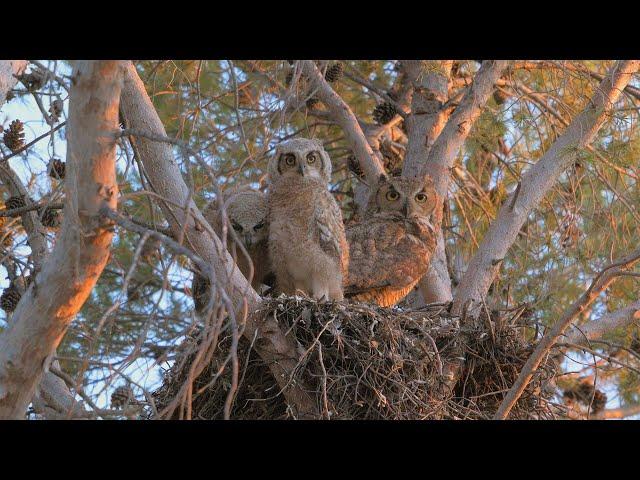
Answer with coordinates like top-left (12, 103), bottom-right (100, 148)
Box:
top-left (407, 61), bottom-right (510, 305)
top-left (300, 60), bottom-right (385, 186)
top-left (0, 60), bottom-right (27, 102)
top-left (453, 60), bottom-right (640, 317)
top-left (565, 300), bottom-right (640, 346)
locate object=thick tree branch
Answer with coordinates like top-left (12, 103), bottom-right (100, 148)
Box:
top-left (119, 62), bottom-right (317, 418)
top-left (401, 61), bottom-right (456, 304)
top-left (453, 60), bottom-right (640, 316)
top-left (422, 61), bottom-right (511, 196)
top-left (565, 300), bottom-right (640, 346)
top-left (0, 60), bottom-right (89, 420)
top-left (0, 61), bottom-right (124, 419)
top-left (404, 61), bottom-right (509, 305)
top-left (494, 247), bottom-right (640, 419)
top-left (301, 60), bottom-right (385, 186)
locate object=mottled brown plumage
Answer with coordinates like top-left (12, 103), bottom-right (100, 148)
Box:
top-left (345, 174), bottom-right (439, 307)
top-left (267, 138), bottom-right (348, 301)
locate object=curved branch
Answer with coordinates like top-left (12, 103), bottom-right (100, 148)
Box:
top-left (409, 61), bottom-right (510, 304)
top-left (0, 61), bottom-right (124, 419)
top-left (453, 60), bottom-right (640, 316)
top-left (422, 61), bottom-right (510, 196)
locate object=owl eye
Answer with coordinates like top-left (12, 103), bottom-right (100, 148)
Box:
top-left (285, 154), bottom-right (296, 166)
top-left (231, 221), bottom-right (243, 232)
top-left (307, 152), bottom-right (317, 164)
top-left (415, 193), bottom-right (428, 203)
top-left (254, 221), bottom-right (265, 231)
top-left (386, 190), bottom-right (400, 201)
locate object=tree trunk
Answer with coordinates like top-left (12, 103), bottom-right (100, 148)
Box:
top-left (0, 61), bottom-right (124, 419)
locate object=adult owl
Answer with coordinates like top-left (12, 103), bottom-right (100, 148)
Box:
top-left (193, 188), bottom-right (272, 313)
top-left (267, 138), bottom-right (348, 301)
top-left (345, 174), bottom-right (439, 307)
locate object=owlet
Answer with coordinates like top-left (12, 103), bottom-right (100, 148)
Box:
top-left (267, 138), bottom-right (348, 301)
top-left (192, 188), bottom-right (272, 313)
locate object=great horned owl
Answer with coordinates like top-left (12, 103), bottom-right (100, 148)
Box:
top-left (345, 174), bottom-right (439, 307)
top-left (267, 138), bottom-right (348, 301)
top-left (193, 188), bottom-right (272, 313)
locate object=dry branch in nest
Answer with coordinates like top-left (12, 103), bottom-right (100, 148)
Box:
top-left (152, 297), bottom-right (557, 420)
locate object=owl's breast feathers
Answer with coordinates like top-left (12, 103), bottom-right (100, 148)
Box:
top-left (344, 216), bottom-right (437, 306)
top-left (269, 176), bottom-right (347, 267)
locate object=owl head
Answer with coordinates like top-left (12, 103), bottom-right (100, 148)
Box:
top-left (214, 190), bottom-right (269, 248)
top-left (365, 174), bottom-right (439, 221)
top-left (267, 138), bottom-right (332, 185)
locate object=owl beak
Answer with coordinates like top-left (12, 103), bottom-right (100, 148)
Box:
top-left (244, 233), bottom-right (253, 247)
top-left (298, 163), bottom-right (305, 176)
top-left (401, 200), bottom-right (409, 218)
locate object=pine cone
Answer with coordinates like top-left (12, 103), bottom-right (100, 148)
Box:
top-left (126, 282), bottom-right (141, 302)
top-left (347, 153), bottom-right (364, 179)
top-left (192, 272), bottom-right (210, 313)
top-left (3, 120), bottom-right (25, 153)
top-left (4, 195), bottom-right (27, 215)
top-left (111, 385), bottom-right (136, 408)
top-left (0, 216), bottom-right (14, 247)
top-left (20, 68), bottom-right (47, 92)
top-left (140, 236), bottom-right (161, 262)
top-left (1, 284), bottom-right (21, 313)
top-left (325, 62), bottom-right (344, 83)
top-left (373, 102), bottom-right (397, 125)
top-left (493, 89), bottom-right (510, 105)
top-left (306, 97), bottom-right (320, 109)
top-left (285, 71), bottom-right (294, 87)
top-left (40, 207), bottom-right (60, 228)
top-left (563, 381), bottom-right (607, 414)
top-left (49, 158), bottom-right (66, 180)
top-left (379, 139), bottom-right (403, 174)
top-left (49, 99), bottom-right (64, 123)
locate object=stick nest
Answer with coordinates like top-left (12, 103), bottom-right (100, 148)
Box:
top-left (152, 296), bottom-right (557, 419)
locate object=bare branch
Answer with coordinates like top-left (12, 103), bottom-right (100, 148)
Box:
top-left (422, 61), bottom-right (511, 195)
